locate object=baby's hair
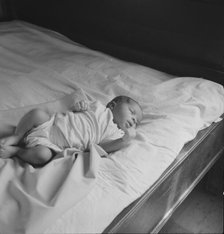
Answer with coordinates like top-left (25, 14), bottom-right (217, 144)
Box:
top-left (107, 96), bottom-right (142, 112)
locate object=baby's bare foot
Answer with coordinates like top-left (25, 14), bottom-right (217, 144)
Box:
top-left (0, 145), bottom-right (20, 159)
top-left (0, 139), bottom-right (6, 147)
top-left (0, 135), bottom-right (20, 147)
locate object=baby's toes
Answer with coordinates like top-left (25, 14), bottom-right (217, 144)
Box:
top-left (0, 139), bottom-right (5, 147)
top-left (0, 147), bottom-right (7, 158)
top-left (0, 146), bottom-right (14, 159)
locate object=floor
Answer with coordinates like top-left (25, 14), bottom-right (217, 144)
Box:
top-left (159, 157), bottom-right (223, 234)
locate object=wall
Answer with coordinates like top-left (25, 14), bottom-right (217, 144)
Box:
top-left (8, 0), bottom-right (224, 84)
top-left (0, 1), bottom-right (3, 19)
top-left (0, 0), bottom-right (11, 21)
top-left (10, 0), bottom-right (224, 38)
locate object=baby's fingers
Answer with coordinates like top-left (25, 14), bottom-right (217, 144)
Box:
top-left (123, 128), bottom-right (136, 140)
top-left (74, 100), bottom-right (88, 111)
top-left (80, 100), bottom-right (88, 111)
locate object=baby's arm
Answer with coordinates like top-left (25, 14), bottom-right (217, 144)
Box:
top-left (42, 89), bottom-right (88, 114)
top-left (43, 98), bottom-right (88, 114)
top-left (99, 128), bottom-right (136, 153)
top-left (99, 138), bottom-right (127, 153)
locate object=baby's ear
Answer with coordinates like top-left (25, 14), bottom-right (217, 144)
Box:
top-left (108, 101), bottom-right (116, 110)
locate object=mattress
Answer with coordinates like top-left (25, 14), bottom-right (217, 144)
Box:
top-left (104, 116), bottom-right (224, 233)
top-left (0, 21), bottom-right (224, 234)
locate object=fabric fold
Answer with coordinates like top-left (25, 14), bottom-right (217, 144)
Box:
top-left (0, 144), bottom-right (101, 234)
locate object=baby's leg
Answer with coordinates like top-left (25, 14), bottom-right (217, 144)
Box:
top-left (0, 109), bottom-right (50, 148)
top-left (17, 145), bottom-right (53, 167)
top-left (15, 108), bottom-right (50, 139)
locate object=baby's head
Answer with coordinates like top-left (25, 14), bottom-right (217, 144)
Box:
top-left (107, 96), bottom-right (143, 131)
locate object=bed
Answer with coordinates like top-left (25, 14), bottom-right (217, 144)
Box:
top-left (0, 1), bottom-right (224, 234)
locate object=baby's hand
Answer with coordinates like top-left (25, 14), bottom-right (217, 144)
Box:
top-left (123, 127), bottom-right (136, 141)
top-left (72, 100), bottom-right (89, 112)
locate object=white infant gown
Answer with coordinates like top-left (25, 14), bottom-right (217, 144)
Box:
top-left (24, 100), bottom-right (124, 153)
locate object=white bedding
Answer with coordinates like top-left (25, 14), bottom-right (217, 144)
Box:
top-left (0, 21), bottom-right (224, 234)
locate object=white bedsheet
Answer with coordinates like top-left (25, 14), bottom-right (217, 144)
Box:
top-left (0, 21), bottom-right (224, 234)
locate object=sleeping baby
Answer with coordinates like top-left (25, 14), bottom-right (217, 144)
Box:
top-left (0, 95), bottom-right (143, 167)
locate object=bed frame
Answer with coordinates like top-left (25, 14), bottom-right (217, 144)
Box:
top-left (3, 0), bottom-right (224, 233)
top-left (104, 117), bottom-right (224, 233)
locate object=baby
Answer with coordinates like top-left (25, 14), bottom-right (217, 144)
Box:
top-left (0, 95), bottom-right (143, 167)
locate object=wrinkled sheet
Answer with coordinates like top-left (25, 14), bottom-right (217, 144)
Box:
top-left (0, 21), bottom-right (224, 234)
top-left (0, 144), bottom-right (102, 234)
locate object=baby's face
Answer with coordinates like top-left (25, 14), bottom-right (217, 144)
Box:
top-left (112, 100), bottom-right (143, 131)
